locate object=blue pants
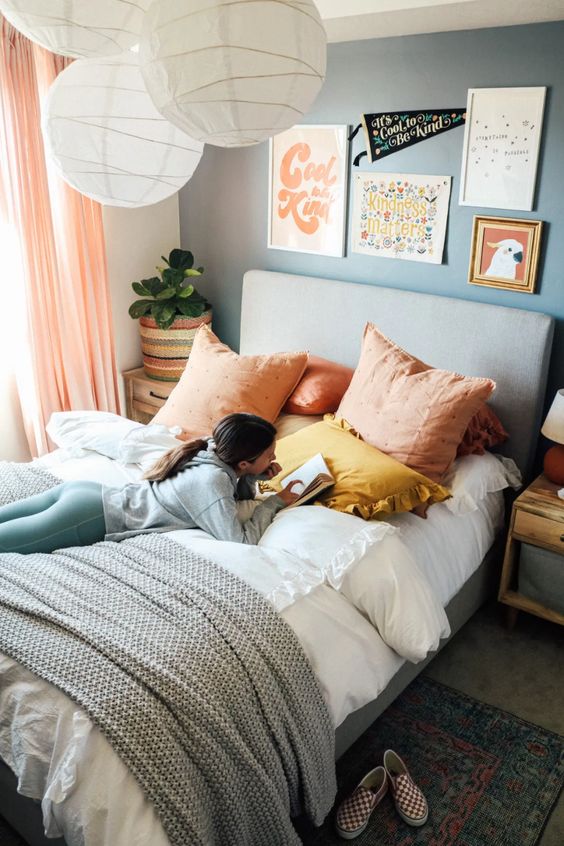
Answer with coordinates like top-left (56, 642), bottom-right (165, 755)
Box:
top-left (0, 481), bottom-right (106, 554)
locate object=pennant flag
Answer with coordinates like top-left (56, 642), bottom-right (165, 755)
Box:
top-left (350, 109), bottom-right (466, 166)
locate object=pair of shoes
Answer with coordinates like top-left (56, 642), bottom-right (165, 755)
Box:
top-left (334, 750), bottom-right (428, 839)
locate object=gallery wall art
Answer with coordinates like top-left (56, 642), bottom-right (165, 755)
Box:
top-left (350, 108), bottom-right (466, 165)
top-left (468, 215), bottom-right (543, 293)
top-left (459, 87), bottom-right (546, 211)
top-left (351, 172), bottom-right (452, 264)
top-left (268, 124), bottom-right (349, 257)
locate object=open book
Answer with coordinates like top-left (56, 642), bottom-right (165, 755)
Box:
top-left (280, 453), bottom-right (334, 507)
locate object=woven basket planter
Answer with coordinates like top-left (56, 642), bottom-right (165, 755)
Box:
top-left (139, 309), bottom-right (212, 381)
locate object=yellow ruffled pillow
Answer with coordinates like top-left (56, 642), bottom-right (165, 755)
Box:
top-left (265, 416), bottom-right (450, 520)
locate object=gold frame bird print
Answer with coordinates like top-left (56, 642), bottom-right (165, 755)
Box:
top-left (468, 215), bottom-right (543, 293)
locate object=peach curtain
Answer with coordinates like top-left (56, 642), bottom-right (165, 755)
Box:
top-left (0, 18), bottom-right (120, 456)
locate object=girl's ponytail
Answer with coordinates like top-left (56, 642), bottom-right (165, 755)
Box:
top-left (143, 437), bottom-right (208, 482)
top-left (143, 412), bottom-right (276, 483)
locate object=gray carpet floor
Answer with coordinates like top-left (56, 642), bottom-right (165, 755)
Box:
top-left (0, 599), bottom-right (562, 846)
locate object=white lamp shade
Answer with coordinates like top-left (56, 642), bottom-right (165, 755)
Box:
top-left (541, 389), bottom-right (564, 444)
top-left (41, 52), bottom-right (204, 208)
top-left (0, 0), bottom-right (152, 58)
top-left (139, 0), bottom-right (327, 148)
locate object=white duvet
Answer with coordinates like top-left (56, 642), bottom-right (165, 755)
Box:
top-left (0, 447), bottom-right (507, 846)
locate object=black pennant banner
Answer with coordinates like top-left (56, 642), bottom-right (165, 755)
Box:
top-left (351, 108), bottom-right (466, 165)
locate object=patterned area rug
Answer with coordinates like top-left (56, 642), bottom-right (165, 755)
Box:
top-left (298, 676), bottom-right (564, 845)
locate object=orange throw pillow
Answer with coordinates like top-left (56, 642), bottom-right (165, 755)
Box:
top-left (152, 325), bottom-right (307, 435)
top-left (336, 323), bottom-right (496, 482)
top-left (283, 355), bottom-right (354, 415)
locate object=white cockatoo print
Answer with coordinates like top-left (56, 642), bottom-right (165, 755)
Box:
top-left (485, 238), bottom-right (524, 280)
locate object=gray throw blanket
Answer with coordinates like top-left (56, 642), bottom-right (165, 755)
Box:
top-left (0, 462), bottom-right (336, 845)
top-left (0, 461), bottom-right (62, 505)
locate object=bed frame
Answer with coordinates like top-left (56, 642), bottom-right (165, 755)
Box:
top-left (1, 270), bottom-right (554, 846)
top-left (240, 270), bottom-right (554, 756)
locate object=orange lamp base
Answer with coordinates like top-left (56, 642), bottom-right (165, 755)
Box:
top-left (543, 444), bottom-right (564, 485)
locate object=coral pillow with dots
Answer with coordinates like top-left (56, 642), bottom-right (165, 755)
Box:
top-left (336, 323), bottom-right (496, 483)
top-left (152, 324), bottom-right (307, 436)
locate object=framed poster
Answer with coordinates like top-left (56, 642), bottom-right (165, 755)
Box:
top-left (351, 172), bottom-right (451, 264)
top-left (459, 87), bottom-right (546, 210)
top-left (268, 124), bottom-right (348, 257)
top-left (468, 215), bottom-right (543, 293)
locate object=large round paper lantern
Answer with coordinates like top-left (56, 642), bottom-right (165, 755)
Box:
top-left (139, 0), bottom-right (327, 148)
top-left (41, 52), bottom-right (204, 208)
top-left (0, 0), bottom-right (151, 58)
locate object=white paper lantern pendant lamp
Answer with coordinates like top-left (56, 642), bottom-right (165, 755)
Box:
top-left (140, 0), bottom-right (327, 148)
top-left (0, 0), bottom-right (152, 58)
top-left (41, 51), bottom-right (204, 208)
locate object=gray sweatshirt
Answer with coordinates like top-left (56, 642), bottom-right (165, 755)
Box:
top-left (102, 445), bottom-right (285, 544)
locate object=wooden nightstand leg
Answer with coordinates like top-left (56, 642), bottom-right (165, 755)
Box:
top-left (125, 375), bottom-right (135, 421)
top-left (504, 606), bottom-right (519, 630)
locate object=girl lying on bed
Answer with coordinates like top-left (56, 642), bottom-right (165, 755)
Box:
top-left (0, 413), bottom-right (302, 554)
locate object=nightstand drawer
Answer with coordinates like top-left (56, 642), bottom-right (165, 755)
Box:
top-left (513, 509), bottom-right (564, 550)
top-left (123, 367), bottom-right (176, 423)
top-left (132, 379), bottom-right (174, 409)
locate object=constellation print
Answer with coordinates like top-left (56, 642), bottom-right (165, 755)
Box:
top-left (462, 88), bottom-right (545, 208)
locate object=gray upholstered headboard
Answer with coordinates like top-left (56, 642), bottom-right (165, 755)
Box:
top-left (240, 270), bottom-right (555, 481)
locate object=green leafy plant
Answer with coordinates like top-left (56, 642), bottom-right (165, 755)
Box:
top-left (128, 248), bottom-right (210, 330)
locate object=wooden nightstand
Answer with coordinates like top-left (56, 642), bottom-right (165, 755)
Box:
top-left (498, 474), bottom-right (564, 627)
top-left (122, 367), bottom-right (175, 424)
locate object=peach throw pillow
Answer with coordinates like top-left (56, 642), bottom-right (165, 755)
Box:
top-left (283, 355), bottom-right (354, 415)
top-left (152, 325), bottom-right (307, 435)
top-left (336, 324), bottom-right (496, 482)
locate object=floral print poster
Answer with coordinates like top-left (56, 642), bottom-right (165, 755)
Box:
top-left (351, 172), bottom-right (451, 264)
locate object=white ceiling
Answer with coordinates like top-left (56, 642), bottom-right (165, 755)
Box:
top-left (316, 0), bottom-right (564, 42)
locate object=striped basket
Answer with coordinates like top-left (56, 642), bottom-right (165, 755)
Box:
top-left (139, 309), bottom-right (212, 381)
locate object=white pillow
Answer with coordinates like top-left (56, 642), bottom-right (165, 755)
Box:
top-left (118, 424), bottom-right (184, 471)
top-left (259, 507), bottom-right (449, 662)
top-left (443, 453), bottom-right (522, 515)
top-left (336, 530), bottom-right (450, 662)
top-left (46, 411), bottom-right (183, 466)
top-left (259, 506), bottom-right (394, 589)
top-left (46, 411), bottom-right (141, 458)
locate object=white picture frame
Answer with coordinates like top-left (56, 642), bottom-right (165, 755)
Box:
top-left (459, 87), bottom-right (546, 211)
top-left (268, 124), bottom-right (349, 257)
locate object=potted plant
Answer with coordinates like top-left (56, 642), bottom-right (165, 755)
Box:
top-left (128, 248), bottom-right (212, 381)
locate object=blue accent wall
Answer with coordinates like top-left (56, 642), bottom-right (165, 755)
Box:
top-left (179, 21), bottom-right (564, 416)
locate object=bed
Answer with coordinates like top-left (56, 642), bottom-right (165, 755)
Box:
top-left (0, 269), bottom-right (554, 846)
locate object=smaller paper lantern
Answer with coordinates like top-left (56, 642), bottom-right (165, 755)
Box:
top-left (41, 52), bottom-right (204, 208)
top-left (140, 0), bottom-right (327, 148)
top-left (0, 0), bottom-right (152, 58)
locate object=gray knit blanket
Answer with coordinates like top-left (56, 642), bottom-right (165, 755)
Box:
top-left (0, 462), bottom-right (336, 845)
top-left (0, 461), bottom-right (62, 505)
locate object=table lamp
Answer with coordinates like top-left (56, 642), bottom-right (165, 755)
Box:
top-left (541, 389), bottom-right (564, 484)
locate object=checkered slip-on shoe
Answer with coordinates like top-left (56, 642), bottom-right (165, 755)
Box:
top-left (334, 765), bottom-right (388, 840)
top-left (383, 748), bottom-right (428, 827)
